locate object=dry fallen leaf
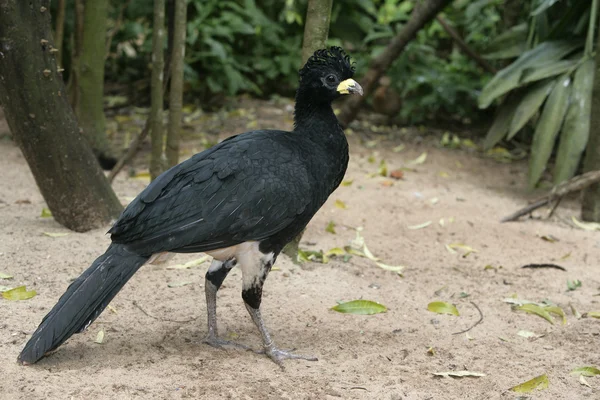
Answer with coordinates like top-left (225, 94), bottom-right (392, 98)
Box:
top-left (571, 216), bottom-right (600, 231)
top-left (43, 232), bottom-right (70, 238)
top-left (407, 221), bottom-right (432, 230)
top-left (0, 272), bottom-right (14, 279)
top-left (409, 152), bottom-right (427, 165)
top-left (390, 169), bottom-right (404, 180)
top-left (95, 329), bottom-right (105, 344)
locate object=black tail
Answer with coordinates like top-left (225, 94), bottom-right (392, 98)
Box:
top-left (18, 243), bottom-right (149, 364)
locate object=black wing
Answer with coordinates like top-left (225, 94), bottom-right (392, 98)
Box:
top-left (109, 131), bottom-right (312, 255)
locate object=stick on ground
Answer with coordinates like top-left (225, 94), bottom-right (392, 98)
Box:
top-left (501, 170), bottom-right (600, 222)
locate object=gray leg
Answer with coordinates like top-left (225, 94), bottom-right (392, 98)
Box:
top-left (238, 247), bottom-right (318, 368)
top-left (203, 258), bottom-right (250, 350)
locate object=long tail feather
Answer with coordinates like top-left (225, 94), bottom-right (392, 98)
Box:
top-left (18, 243), bottom-right (149, 364)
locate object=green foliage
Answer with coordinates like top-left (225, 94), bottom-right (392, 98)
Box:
top-left (478, 0), bottom-right (597, 188)
top-left (329, 0), bottom-right (504, 123)
top-left (54, 1), bottom-right (507, 123)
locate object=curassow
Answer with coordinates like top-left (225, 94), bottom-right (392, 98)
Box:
top-left (18, 47), bottom-right (363, 367)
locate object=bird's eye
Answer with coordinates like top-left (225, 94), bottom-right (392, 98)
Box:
top-left (326, 74), bottom-right (336, 84)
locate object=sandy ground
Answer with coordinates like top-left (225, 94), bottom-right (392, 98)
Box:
top-left (0, 103), bottom-right (599, 400)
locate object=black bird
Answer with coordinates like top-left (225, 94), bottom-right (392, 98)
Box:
top-left (18, 47), bottom-right (363, 367)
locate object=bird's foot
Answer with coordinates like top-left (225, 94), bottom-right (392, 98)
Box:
top-left (203, 335), bottom-right (252, 351)
top-left (261, 345), bottom-right (318, 369)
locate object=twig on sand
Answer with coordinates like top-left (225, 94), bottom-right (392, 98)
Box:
top-left (132, 300), bottom-right (198, 323)
top-left (452, 301), bottom-right (483, 335)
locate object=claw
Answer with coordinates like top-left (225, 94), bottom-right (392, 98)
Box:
top-left (263, 345), bottom-right (318, 369)
top-left (203, 335), bottom-right (253, 351)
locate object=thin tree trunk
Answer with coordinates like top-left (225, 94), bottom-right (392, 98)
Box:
top-left (338, 0), bottom-right (453, 127)
top-left (150, 0), bottom-right (166, 180)
top-left (0, 0), bottom-right (122, 231)
top-left (301, 0), bottom-right (333, 65)
top-left (53, 0), bottom-right (66, 67)
top-left (75, 0), bottom-right (115, 167)
top-left (166, 0), bottom-right (187, 167)
top-left (284, 0), bottom-right (333, 263)
top-left (67, 0), bottom-right (84, 107)
top-left (581, 25), bottom-right (600, 221)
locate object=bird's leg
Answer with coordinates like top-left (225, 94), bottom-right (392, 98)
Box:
top-left (239, 249), bottom-right (318, 368)
top-left (203, 258), bottom-right (250, 350)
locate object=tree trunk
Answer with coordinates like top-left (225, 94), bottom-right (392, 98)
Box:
top-left (53, 0), bottom-right (66, 67)
top-left (0, 0), bottom-right (123, 232)
top-left (74, 0), bottom-right (115, 168)
top-left (166, 0), bottom-right (187, 168)
top-left (301, 0), bottom-right (333, 65)
top-left (284, 0), bottom-right (333, 263)
top-left (337, 0), bottom-right (452, 127)
top-left (581, 26), bottom-right (600, 222)
top-left (67, 0), bottom-right (84, 107)
top-left (150, 0), bottom-right (166, 180)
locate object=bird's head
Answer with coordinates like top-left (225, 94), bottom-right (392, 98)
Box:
top-left (298, 47), bottom-right (363, 103)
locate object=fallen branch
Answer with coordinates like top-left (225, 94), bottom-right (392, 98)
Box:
top-left (501, 170), bottom-right (600, 222)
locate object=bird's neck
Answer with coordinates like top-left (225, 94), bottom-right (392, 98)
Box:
top-left (293, 93), bottom-right (344, 144)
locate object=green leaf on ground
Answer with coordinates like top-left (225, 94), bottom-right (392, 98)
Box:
top-left (2, 286), bottom-right (37, 300)
top-left (545, 305), bottom-right (566, 325)
top-left (325, 221), bottom-right (336, 234)
top-left (335, 199), bottom-right (347, 209)
top-left (570, 366), bottom-right (600, 377)
top-left (378, 160), bottom-right (388, 177)
top-left (325, 248), bottom-right (346, 258)
top-left (516, 304), bottom-right (554, 324)
top-left (427, 301), bottom-right (459, 316)
top-left (587, 312), bottom-right (600, 319)
top-left (510, 374), bottom-right (549, 393)
top-left (331, 300), bottom-right (387, 315)
top-left (341, 180), bottom-right (353, 186)
top-left (567, 279), bottom-right (582, 291)
top-left (40, 208), bottom-right (52, 218)
top-left (0, 272), bottom-right (14, 279)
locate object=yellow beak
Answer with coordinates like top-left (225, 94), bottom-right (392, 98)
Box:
top-left (337, 79), bottom-right (364, 95)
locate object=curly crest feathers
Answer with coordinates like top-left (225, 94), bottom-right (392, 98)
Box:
top-left (299, 46), bottom-right (355, 81)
